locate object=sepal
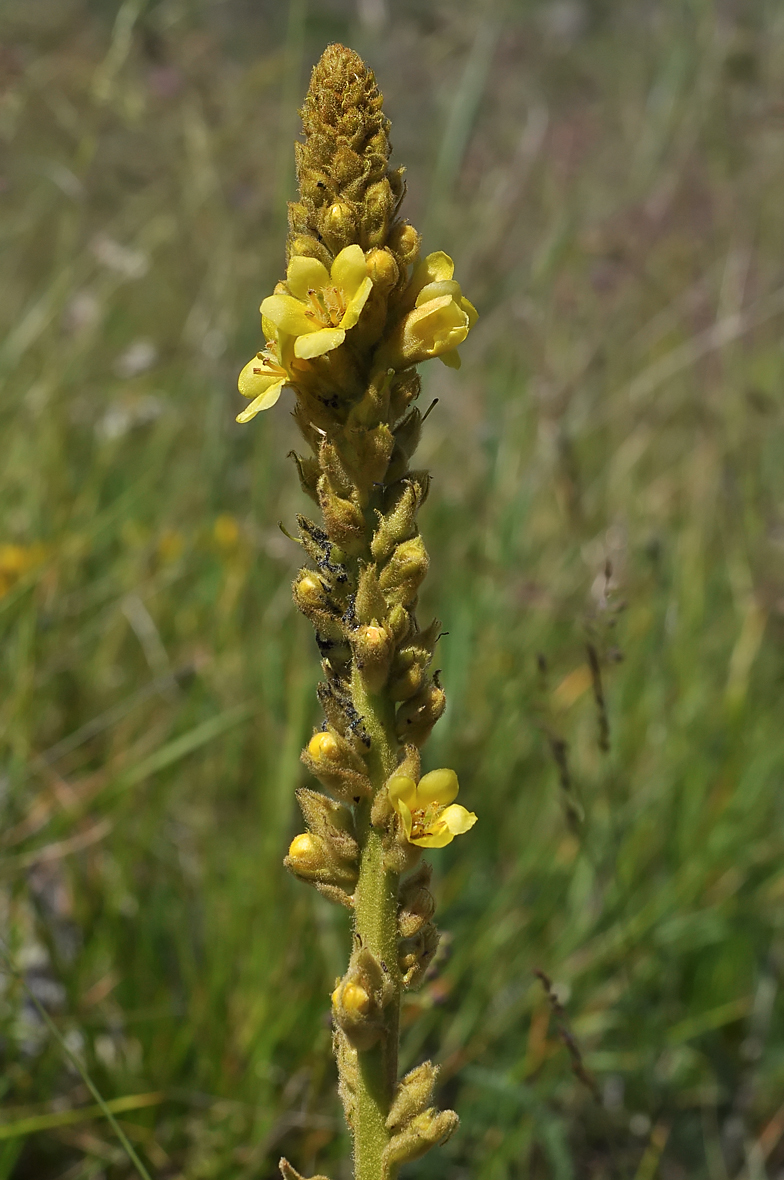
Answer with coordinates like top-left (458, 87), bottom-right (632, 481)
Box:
top-left (279, 1158), bottom-right (331, 1180)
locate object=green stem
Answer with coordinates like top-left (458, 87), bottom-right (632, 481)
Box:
top-left (350, 666), bottom-right (401, 1180)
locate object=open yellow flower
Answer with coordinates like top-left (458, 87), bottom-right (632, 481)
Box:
top-left (260, 244), bottom-right (373, 361)
top-left (388, 768), bottom-right (477, 849)
top-left (236, 315), bottom-right (294, 423)
top-left (378, 252), bottom-right (478, 371)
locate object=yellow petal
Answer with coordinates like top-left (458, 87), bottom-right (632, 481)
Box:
top-left (388, 774), bottom-right (418, 810)
top-left (235, 378), bottom-right (286, 422)
top-left (397, 799), bottom-right (414, 842)
top-left (406, 296), bottom-right (469, 357)
top-left (440, 804), bottom-right (477, 836)
top-left (409, 804), bottom-right (477, 849)
top-left (331, 244), bottom-right (369, 298)
top-left (416, 769), bottom-right (459, 807)
top-left (438, 349), bottom-right (461, 370)
top-left (409, 251), bottom-right (454, 299)
top-left (294, 327), bottom-right (345, 359)
top-left (340, 275), bottom-right (373, 330)
top-left (261, 293), bottom-right (314, 337)
top-left (415, 279), bottom-right (462, 308)
top-left (238, 356), bottom-right (282, 399)
top-left (287, 255), bottom-right (330, 300)
top-left (261, 314), bottom-right (278, 341)
top-left (460, 295), bottom-right (479, 328)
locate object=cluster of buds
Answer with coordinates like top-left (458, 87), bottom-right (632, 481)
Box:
top-left (239, 43), bottom-right (478, 1180)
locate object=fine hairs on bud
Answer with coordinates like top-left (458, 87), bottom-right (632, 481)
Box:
top-left (236, 42), bottom-right (478, 1180)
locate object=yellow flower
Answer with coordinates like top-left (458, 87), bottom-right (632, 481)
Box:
top-left (378, 252), bottom-right (478, 372)
top-left (0, 542), bottom-right (46, 598)
top-left (236, 315), bottom-right (293, 423)
top-left (260, 244), bottom-right (373, 362)
top-left (388, 768), bottom-right (477, 849)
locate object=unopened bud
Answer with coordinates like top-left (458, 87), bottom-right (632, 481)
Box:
top-left (388, 221), bottom-right (421, 267)
top-left (353, 623), bottom-right (394, 693)
top-left (319, 482), bottom-right (366, 554)
top-left (287, 833), bottom-right (324, 874)
top-left (295, 572), bottom-right (326, 607)
top-left (333, 981), bottom-right (371, 1015)
top-left (387, 1061), bottom-right (439, 1131)
top-left (361, 624), bottom-right (387, 653)
top-left (371, 482), bottom-right (420, 563)
top-left (321, 200), bottom-right (358, 251)
top-left (387, 603), bottom-right (411, 642)
top-left (328, 201), bottom-right (354, 231)
top-left (379, 535), bottom-right (429, 607)
top-left (389, 661), bottom-right (424, 702)
top-left (396, 681), bottom-right (446, 746)
top-left (308, 731), bottom-right (341, 762)
top-left (366, 247), bottom-right (399, 293)
top-left (287, 233), bottom-right (332, 269)
top-left (362, 178), bottom-right (393, 247)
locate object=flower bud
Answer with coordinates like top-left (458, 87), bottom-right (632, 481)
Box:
top-left (308, 731), bottom-right (341, 762)
top-left (332, 981), bottom-right (371, 1015)
top-left (332, 948), bottom-right (395, 1049)
top-left (371, 481), bottom-right (421, 563)
top-left (286, 233), bottom-right (332, 270)
top-left (296, 571), bottom-right (326, 607)
top-left (386, 1061), bottom-right (439, 1132)
top-left (383, 1107), bottom-right (459, 1169)
top-left (388, 221), bottom-right (421, 267)
top-left (379, 535), bottom-right (429, 607)
top-left (302, 727), bottom-right (372, 803)
top-left (287, 833), bottom-right (327, 876)
top-left (284, 829), bottom-right (358, 891)
top-left (396, 680), bottom-right (446, 746)
top-left (321, 200), bottom-right (358, 252)
top-left (353, 622), bottom-right (394, 694)
top-left (387, 603), bottom-right (412, 643)
top-left (292, 570), bottom-right (345, 641)
top-left (361, 178), bottom-right (393, 247)
top-left (318, 477), bottom-right (366, 554)
top-left (366, 247), bottom-right (399, 293)
top-left (388, 660), bottom-right (425, 702)
top-left (355, 563), bottom-right (387, 626)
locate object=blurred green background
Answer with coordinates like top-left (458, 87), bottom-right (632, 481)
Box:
top-left (2, 1), bottom-right (784, 1177)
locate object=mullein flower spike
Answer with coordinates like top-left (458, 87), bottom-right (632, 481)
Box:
top-left (237, 43), bottom-right (476, 1180)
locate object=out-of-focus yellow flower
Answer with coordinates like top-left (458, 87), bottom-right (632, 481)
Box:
top-left (261, 244), bottom-right (373, 362)
top-left (213, 514), bottom-right (240, 549)
top-left (388, 768), bottom-right (476, 849)
top-left (236, 316), bottom-right (293, 423)
top-left (378, 252), bottom-right (477, 372)
top-left (0, 543), bottom-right (46, 598)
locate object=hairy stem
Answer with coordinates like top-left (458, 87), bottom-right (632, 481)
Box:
top-left (350, 668), bottom-right (401, 1179)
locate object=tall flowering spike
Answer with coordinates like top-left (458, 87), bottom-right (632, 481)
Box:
top-left (238, 44), bottom-right (476, 1180)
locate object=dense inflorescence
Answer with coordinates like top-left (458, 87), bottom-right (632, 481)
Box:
top-left (237, 44), bottom-right (477, 1180)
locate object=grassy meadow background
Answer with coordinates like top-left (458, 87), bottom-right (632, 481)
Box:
top-left (2, 0), bottom-right (784, 1177)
